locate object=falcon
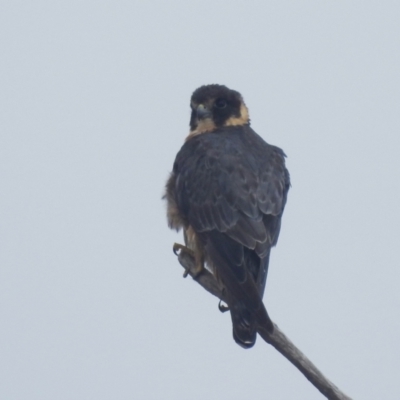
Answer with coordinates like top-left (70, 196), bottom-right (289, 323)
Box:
top-left (164, 84), bottom-right (290, 348)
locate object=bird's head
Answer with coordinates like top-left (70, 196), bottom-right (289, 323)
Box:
top-left (188, 84), bottom-right (250, 138)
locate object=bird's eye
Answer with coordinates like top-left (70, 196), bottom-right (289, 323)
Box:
top-left (215, 98), bottom-right (227, 109)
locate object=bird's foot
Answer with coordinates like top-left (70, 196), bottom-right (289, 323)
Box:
top-left (173, 242), bottom-right (194, 257)
top-left (189, 262), bottom-right (205, 279)
top-left (218, 295), bottom-right (230, 312)
top-left (173, 243), bottom-right (204, 278)
top-left (218, 300), bottom-right (230, 313)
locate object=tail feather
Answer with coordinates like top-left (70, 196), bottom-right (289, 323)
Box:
top-left (230, 297), bottom-right (274, 348)
top-left (230, 300), bottom-right (257, 348)
top-left (204, 230), bottom-right (274, 348)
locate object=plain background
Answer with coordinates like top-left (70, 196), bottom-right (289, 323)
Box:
top-left (1, 1), bottom-right (400, 399)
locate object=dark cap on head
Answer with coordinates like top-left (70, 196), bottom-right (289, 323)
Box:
top-left (189, 84), bottom-right (249, 134)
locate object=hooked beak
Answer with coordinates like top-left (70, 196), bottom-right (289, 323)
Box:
top-left (196, 104), bottom-right (212, 120)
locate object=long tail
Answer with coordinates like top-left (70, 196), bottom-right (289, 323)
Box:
top-left (228, 293), bottom-right (273, 348)
top-left (205, 231), bottom-right (274, 348)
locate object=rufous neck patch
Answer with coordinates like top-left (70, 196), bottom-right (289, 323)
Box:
top-left (185, 103), bottom-right (250, 141)
top-left (186, 118), bottom-right (217, 141)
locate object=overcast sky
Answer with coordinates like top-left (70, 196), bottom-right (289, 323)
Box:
top-left (1, 2), bottom-right (400, 399)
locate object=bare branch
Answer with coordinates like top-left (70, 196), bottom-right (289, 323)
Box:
top-left (176, 249), bottom-right (352, 400)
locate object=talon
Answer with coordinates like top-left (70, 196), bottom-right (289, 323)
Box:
top-left (173, 242), bottom-right (194, 257)
top-left (218, 300), bottom-right (230, 313)
top-left (172, 242), bottom-right (203, 278)
top-left (173, 243), bottom-right (182, 255)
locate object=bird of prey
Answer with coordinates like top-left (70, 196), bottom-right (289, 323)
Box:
top-left (164, 84), bottom-right (290, 348)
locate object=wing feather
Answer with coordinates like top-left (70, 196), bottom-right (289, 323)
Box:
top-left (172, 125), bottom-right (290, 344)
top-left (174, 126), bottom-right (289, 257)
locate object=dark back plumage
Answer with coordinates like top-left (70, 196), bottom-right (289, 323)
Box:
top-left (172, 121), bottom-right (290, 347)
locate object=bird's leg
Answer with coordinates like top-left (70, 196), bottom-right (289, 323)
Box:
top-left (173, 243), bottom-right (204, 278)
top-left (192, 250), bottom-right (205, 278)
top-left (173, 243), bottom-right (194, 277)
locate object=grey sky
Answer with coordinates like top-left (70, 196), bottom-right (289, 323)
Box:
top-left (1, 2), bottom-right (400, 399)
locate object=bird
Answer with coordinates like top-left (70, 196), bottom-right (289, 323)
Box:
top-left (164, 84), bottom-right (290, 348)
